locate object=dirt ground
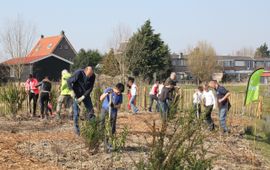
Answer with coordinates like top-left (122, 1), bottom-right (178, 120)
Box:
top-left (0, 112), bottom-right (269, 170)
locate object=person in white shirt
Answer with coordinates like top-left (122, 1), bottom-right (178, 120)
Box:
top-left (202, 84), bottom-right (216, 131)
top-left (128, 77), bottom-right (139, 114)
top-left (193, 86), bottom-right (203, 118)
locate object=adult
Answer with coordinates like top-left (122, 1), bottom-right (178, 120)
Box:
top-left (208, 80), bottom-right (231, 133)
top-left (25, 74), bottom-right (39, 117)
top-left (148, 80), bottom-right (159, 112)
top-left (56, 69), bottom-right (73, 120)
top-left (36, 76), bottom-right (52, 119)
top-left (67, 66), bottom-right (96, 135)
top-left (165, 72), bottom-right (177, 100)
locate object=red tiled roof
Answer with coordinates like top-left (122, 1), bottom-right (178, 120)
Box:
top-left (27, 35), bottom-right (63, 57)
top-left (2, 34), bottom-right (64, 65)
top-left (3, 55), bottom-right (47, 65)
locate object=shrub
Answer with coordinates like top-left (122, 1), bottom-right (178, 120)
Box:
top-left (50, 85), bottom-right (59, 111)
top-left (0, 83), bottom-right (26, 117)
top-left (136, 111), bottom-right (213, 170)
top-left (244, 125), bottom-right (254, 136)
top-left (80, 119), bottom-right (104, 151)
top-left (265, 131), bottom-right (270, 144)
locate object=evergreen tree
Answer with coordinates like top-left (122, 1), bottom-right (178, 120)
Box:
top-left (255, 43), bottom-right (270, 58)
top-left (72, 49), bottom-right (103, 71)
top-left (125, 20), bottom-right (171, 81)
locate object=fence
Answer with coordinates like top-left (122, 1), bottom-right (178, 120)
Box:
top-left (0, 83), bottom-right (268, 119)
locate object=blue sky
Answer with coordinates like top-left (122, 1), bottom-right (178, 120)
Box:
top-left (0, 0), bottom-right (269, 56)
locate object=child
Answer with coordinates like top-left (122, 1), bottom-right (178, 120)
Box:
top-left (193, 86), bottom-right (203, 118)
top-left (202, 84), bottom-right (216, 131)
top-left (148, 80), bottom-right (159, 112)
top-left (158, 81), bottom-right (173, 121)
top-left (127, 77), bottom-right (139, 114)
top-left (36, 76), bottom-right (52, 120)
top-left (100, 83), bottom-right (125, 148)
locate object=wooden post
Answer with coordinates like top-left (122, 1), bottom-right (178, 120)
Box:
top-left (144, 86), bottom-right (147, 111)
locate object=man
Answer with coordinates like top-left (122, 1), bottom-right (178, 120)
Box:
top-left (208, 80), bottom-right (231, 133)
top-left (158, 81), bottom-right (174, 121)
top-left (25, 74), bottom-right (39, 117)
top-left (56, 69), bottom-right (73, 120)
top-left (36, 76), bottom-right (52, 120)
top-left (165, 72), bottom-right (177, 101)
top-left (165, 72), bottom-right (177, 87)
top-left (148, 80), bottom-right (159, 112)
top-left (127, 77), bottom-right (139, 114)
top-left (100, 83), bottom-right (125, 149)
top-left (67, 66), bottom-right (96, 135)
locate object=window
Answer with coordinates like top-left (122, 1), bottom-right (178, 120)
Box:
top-left (47, 43), bottom-right (53, 49)
top-left (10, 67), bottom-right (15, 77)
top-left (64, 45), bottom-right (69, 49)
top-left (223, 61), bottom-right (233, 67)
top-left (235, 61), bottom-right (245, 67)
top-left (266, 62), bottom-right (270, 67)
top-left (172, 60), bottom-right (177, 66)
top-left (256, 61), bottom-right (264, 67)
top-left (59, 45), bottom-right (63, 49)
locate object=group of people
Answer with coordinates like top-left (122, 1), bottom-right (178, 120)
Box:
top-left (25, 74), bottom-right (52, 119)
top-left (25, 67), bottom-right (231, 139)
top-left (147, 72), bottom-right (177, 121)
top-left (25, 66), bottom-right (127, 137)
top-left (192, 80), bottom-right (231, 133)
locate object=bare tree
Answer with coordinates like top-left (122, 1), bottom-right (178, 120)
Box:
top-left (187, 41), bottom-right (217, 84)
top-left (0, 16), bottom-right (36, 81)
top-left (232, 47), bottom-right (255, 57)
top-left (107, 24), bottom-right (132, 80)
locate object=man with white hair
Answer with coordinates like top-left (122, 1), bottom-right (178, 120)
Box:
top-left (56, 69), bottom-right (73, 120)
top-left (165, 72), bottom-right (178, 101)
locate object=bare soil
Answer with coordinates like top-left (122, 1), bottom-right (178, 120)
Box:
top-left (0, 112), bottom-right (269, 170)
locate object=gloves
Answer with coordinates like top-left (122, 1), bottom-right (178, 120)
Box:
top-left (77, 95), bottom-right (85, 103)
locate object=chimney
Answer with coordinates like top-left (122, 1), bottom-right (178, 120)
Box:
top-left (61, 30), bottom-right (65, 36)
top-left (41, 35), bottom-right (44, 39)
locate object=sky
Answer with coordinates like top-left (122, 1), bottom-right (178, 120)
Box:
top-left (0, 0), bottom-right (269, 60)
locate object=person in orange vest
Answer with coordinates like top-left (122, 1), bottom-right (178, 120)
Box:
top-left (25, 74), bottom-right (39, 117)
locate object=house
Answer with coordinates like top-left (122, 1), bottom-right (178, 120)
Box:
top-left (170, 53), bottom-right (190, 80)
top-left (1, 31), bottom-right (76, 81)
top-left (171, 53), bottom-right (270, 82)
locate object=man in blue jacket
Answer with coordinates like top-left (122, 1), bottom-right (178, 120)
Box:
top-left (68, 66), bottom-right (96, 135)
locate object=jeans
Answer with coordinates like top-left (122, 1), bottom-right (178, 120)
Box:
top-left (130, 95), bottom-right (138, 113)
top-left (148, 95), bottom-right (159, 112)
top-left (73, 96), bottom-right (94, 135)
top-left (205, 105), bottom-right (214, 130)
top-left (219, 103), bottom-right (228, 132)
top-left (40, 92), bottom-right (49, 119)
top-left (29, 92), bottom-right (39, 116)
top-left (100, 108), bottom-right (117, 135)
top-left (56, 95), bottom-right (73, 119)
top-left (159, 100), bottom-right (168, 121)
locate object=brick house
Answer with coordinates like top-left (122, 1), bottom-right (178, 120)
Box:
top-left (171, 53), bottom-right (270, 82)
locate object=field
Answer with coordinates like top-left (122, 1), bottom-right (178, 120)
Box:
top-left (0, 83), bottom-right (270, 169)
